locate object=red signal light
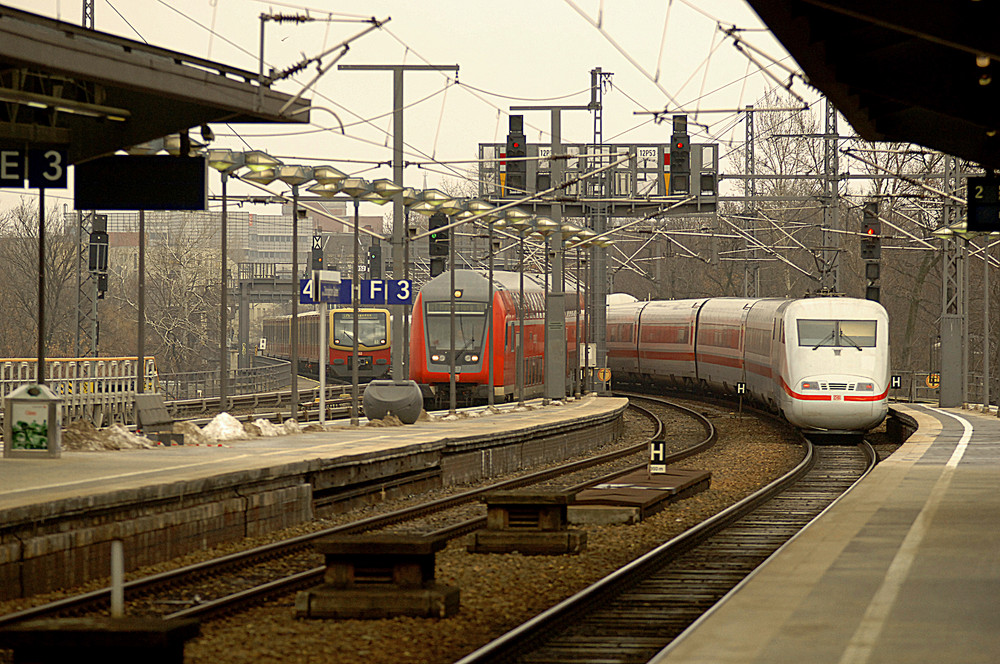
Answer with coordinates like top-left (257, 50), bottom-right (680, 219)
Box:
top-left (866, 227), bottom-right (876, 235)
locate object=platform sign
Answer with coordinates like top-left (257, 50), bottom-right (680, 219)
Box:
top-left (302, 278), bottom-right (413, 305)
top-left (891, 375), bottom-right (902, 389)
top-left (736, 381), bottom-right (746, 394)
top-left (967, 176), bottom-right (1000, 232)
top-left (1, 149), bottom-right (68, 188)
top-left (649, 440), bottom-right (667, 474)
top-left (299, 278), bottom-right (341, 304)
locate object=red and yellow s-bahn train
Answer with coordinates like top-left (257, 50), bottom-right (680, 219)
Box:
top-left (262, 307), bottom-right (391, 382)
top-left (409, 269), bottom-right (582, 406)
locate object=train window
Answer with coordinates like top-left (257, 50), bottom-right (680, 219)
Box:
top-left (425, 302), bottom-right (487, 355)
top-left (332, 312), bottom-right (388, 348)
top-left (838, 320), bottom-right (877, 347)
top-left (797, 320), bottom-right (877, 348)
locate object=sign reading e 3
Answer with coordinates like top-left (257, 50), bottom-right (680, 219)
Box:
top-left (1, 149), bottom-right (69, 189)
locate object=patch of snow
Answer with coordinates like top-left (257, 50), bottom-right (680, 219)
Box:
top-left (251, 418), bottom-right (285, 437)
top-left (201, 412), bottom-right (247, 442)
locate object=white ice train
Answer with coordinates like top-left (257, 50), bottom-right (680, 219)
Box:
top-left (607, 296), bottom-right (889, 434)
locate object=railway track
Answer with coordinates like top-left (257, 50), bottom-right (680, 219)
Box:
top-left (0, 396), bottom-right (713, 627)
top-left (454, 441), bottom-right (877, 664)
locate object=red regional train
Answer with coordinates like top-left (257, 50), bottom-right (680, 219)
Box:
top-left (409, 269), bottom-right (582, 406)
top-left (607, 296), bottom-right (889, 434)
top-left (262, 307), bottom-right (391, 382)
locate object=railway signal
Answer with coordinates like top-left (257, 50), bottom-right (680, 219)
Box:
top-left (861, 201), bottom-right (880, 301)
top-left (505, 115), bottom-right (526, 197)
top-left (669, 115), bottom-right (691, 195)
top-left (88, 213), bottom-right (109, 299)
top-left (429, 211), bottom-right (448, 277)
top-left (367, 243), bottom-right (383, 280)
top-left (311, 234), bottom-right (324, 271)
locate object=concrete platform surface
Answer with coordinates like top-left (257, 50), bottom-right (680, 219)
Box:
top-left (0, 396), bottom-right (626, 513)
top-left (652, 404), bottom-right (1000, 664)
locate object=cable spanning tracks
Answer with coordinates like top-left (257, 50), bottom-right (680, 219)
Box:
top-left (455, 441), bottom-right (877, 664)
top-left (0, 397), bottom-right (715, 626)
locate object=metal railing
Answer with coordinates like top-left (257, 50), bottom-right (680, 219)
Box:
top-left (158, 362), bottom-right (288, 401)
top-left (0, 357), bottom-right (158, 426)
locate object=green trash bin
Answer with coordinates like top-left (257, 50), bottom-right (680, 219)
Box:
top-left (4, 383), bottom-right (62, 459)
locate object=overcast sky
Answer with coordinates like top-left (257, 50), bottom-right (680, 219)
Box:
top-left (6, 0), bottom-right (819, 212)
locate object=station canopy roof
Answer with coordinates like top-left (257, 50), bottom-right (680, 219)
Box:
top-left (745, 0), bottom-right (1000, 168)
top-left (0, 5), bottom-right (310, 164)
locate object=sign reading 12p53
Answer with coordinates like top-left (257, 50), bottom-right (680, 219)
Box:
top-left (1, 149), bottom-right (69, 189)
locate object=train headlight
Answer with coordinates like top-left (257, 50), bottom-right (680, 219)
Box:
top-left (856, 382), bottom-right (875, 391)
top-left (800, 381), bottom-right (820, 390)
top-left (465, 354), bottom-right (479, 363)
top-left (431, 354), bottom-right (443, 362)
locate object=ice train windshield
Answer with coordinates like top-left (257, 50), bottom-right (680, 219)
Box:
top-left (797, 319), bottom-right (877, 349)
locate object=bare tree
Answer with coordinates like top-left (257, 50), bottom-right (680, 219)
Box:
top-left (0, 199), bottom-right (78, 357)
top-left (101, 214), bottom-right (222, 374)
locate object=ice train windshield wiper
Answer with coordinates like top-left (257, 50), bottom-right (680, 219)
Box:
top-left (812, 332), bottom-right (835, 350)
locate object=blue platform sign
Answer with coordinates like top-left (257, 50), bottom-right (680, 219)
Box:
top-left (299, 278), bottom-right (342, 304)
top-left (301, 278), bottom-right (412, 305)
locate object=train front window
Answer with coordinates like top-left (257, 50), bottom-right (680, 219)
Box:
top-left (797, 319), bottom-right (876, 349)
top-left (425, 302), bottom-right (487, 358)
top-left (333, 312), bottom-right (387, 347)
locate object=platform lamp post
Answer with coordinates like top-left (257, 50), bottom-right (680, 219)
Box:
top-left (336, 178), bottom-right (401, 425)
top-left (504, 208), bottom-right (534, 405)
top-left (206, 149), bottom-right (247, 413)
top-left (409, 188), bottom-right (456, 390)
top-left (275, 165), bottom-right (314, 421)
top-left (529, 216), bottom-right (560, 403)
top-left (570, 229), bottom-right (597, 397)
top-left (399, 187), bottom-right (422, 375)
top-left (558, 222), bottom-right (583, 398)
top-left (336, 177), bottom-right (373, 425)
top-left (453, 200), bottom-right (498, 409)
top-left (304, 166), bottom-right (349, 423)
top-left (432, 195), bottom-right (464, 416)
top-left (465, 200), bottom-right (501, 408)
top-left (371, 177), bottom-right (405, 378)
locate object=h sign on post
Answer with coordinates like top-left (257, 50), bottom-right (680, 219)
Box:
top-left (650, 440), bottom-right (667, 474)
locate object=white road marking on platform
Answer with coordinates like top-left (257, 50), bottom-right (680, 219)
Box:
top-left (838, 408), bottom-right (972, 664)
top-left (1, 455), bottom-right (256, 495)
top-left (257, 434), bottom-right (395, 455)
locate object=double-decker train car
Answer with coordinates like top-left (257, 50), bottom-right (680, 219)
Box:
top-left (607, 296), bottom-right (889, 434)
top-left (409, 269), bottom-right (581, 406)
top-left (262, 307), bottom-right (391, 382)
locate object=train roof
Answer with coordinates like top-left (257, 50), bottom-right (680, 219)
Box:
top-left (262, 307), bottom-right (388, 323)
top-left (419, 269), bottom-right (547, 301)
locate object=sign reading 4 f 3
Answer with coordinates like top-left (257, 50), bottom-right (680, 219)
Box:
top-left (1, 149), bottom-right (69, 189)
top-left (300, 278), bottom-right (413, 305)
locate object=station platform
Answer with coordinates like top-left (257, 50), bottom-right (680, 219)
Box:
top-left (0, 395), bottom-right (627, 599)
top-left (0, 396), bottom-right (624, 514)
top-left (653, 403), bottom-right (1000, 664)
